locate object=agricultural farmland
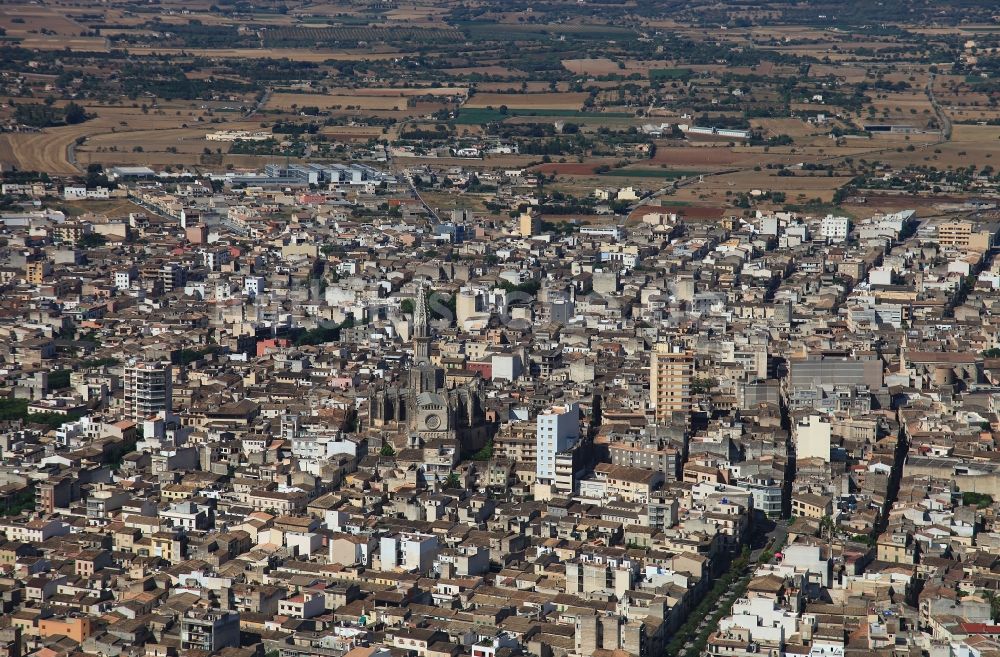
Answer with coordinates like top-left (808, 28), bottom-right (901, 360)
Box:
top-left (0, 0), bottom-right (996, 222)
top-left (262, 25), bottom-right (464, 46)
top-left (464, 93), bottom-right (591, 111)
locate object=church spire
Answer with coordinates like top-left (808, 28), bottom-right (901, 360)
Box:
top-left (413, 282), bottom-right (431, 365)
top-left (414, 281), bottom-right (429, 339)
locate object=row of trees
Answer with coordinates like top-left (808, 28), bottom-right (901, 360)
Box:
top-left (13, 101), bottom-right (87, 127)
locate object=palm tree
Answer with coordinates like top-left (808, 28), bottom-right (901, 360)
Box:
top-left (819, 516), bottom-right (836, 541)
top-left (985, 591), bottom-right (1000, 623)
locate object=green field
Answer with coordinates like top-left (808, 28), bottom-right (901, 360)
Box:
top-left (455, 108), bottom-right (633, 124)
top-left (650, 68), bottom-right (694, 81)
top-left (601, 168), bottom-right (701, 179)
top-left (458, 21), bottom-right (637, 42)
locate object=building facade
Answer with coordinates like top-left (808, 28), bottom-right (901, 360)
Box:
top-left (536, 403), bottom-right (580, 484)
top-left (650, 343), bottom-right (693, 424)
top-left (123, 361), bottom-right (173, 421)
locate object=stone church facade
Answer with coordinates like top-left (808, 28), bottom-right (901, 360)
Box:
top-left (368, 285), bottom-right (489, 454)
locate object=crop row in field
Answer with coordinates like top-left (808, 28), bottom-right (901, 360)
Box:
top-left (600, 168), bottom-right (703, 179)
top-left (457, 21), bottom-right (637, 41)
top-left (262, 26), bottom-right (463, 45)
top-left (650, 67), bottom-right (694, 81)
top-left (454, 108), bottom-right (633, 124)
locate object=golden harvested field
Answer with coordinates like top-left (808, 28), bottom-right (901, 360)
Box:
top-left (869, 92), bottom-right (933, 109)
top-left (937, 90), bottom-right (993, 105)
top-left (875, 124), bottom-right (1000, 169)
top-left (98, 29), bottom-right (159, 38)
top-left (17, 36), bottom-right (109, 51)
top-left (126, 47), bottom-right (400, 61)
top-left (0, 102), bottom-right (234, 173)
top-left (267, 93), bottom-right (408, 111)
top-left (750, 118), bottom-right (826, 140)
top-left (650, 146), bottom-right (767, 168)
top-left (464, 92), bottom-right (589, 110)
top-left (945, 109), bottom-right (1000, 122)
top-left (321, 126), bottom-right (386, 141)
top-left (789, 102), bottom-right (844, 115)
top-left (88, 8), bottom-right (150, 26)
top-left (0, 126), bottom-right (91, 174)
top-left (74, 150), bottom-right (275, 170)
top-left (620, 59), bottom-right (678, 75)
top-left (383, 5), bottom-right (451, 21)
top-left (0, 8), bottom-right (86, 34)
top-left (649, 144), bottom-right (877, 169)
top-left (808, 64), bottom-right (869, 82)
top-left (674, 172), bottom-right (856, 204)
top-left (443, 66), bottom-right (523, 77)
top-left (475, 82), bottom-right (571, 93)
top-left (161, 12), bottom-right (299, 27)
top-left (84, 127), bottom-right (221, 154)
top-left (323, 87), bottom-right (467, 98)
top-left (745, 26), bottom-right (833, 40)
top-left (562, 58), bottom-right (622, 75)
top-left (641, 19), bottom-right (685, 28)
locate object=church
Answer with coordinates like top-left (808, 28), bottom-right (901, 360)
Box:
top-left (368, 285), bottom-right (489, 455)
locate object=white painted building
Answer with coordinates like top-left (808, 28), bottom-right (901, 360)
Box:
top-left (719, 596), bottom-right (798, 645)
top-left (536, 402), bottom-right (580, 483)
top-left (380, 532), bottom-right (439, 573)
top-left (244, 276), bottom-right (265, 297)
top-left (492, 353), bottom-right (523, 381)
top-left (821, 214), bottom-right (851, 242)
top-left (114, 269), bottom-right (135, 290)
top-left (795, 415), bottom-right (832, 463)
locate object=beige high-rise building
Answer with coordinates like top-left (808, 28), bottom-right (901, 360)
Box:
top-left (518, 211), bottom-right (540, 238)
top-left (937, 220), bottom-right (999, 250)
top-left (650, 343), bottom-right (693, 424)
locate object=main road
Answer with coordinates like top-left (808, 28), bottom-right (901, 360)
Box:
top-left (926, 73), bottom-right (952, 141)
top-left (386, 148), bottom-right (440, 222)
top-left (243, 88), bottom-right (272, 120)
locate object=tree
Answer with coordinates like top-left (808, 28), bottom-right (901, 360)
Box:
top-left (15, 104), bottom-right (62, 128)
top-left (985, 591), bottom-right (1000, 622)
top-left (85, 163), bottom-right (110, 189)
top-left (379, 444), bottom-right (395, 457)
top-left (691, 377), bottom-right (718, 394)
top-left (64, 102), bottom-right (87, 125)
top-left (471, 440), bottom-right (494, 461)
top-left (963, 492), bottom-right (993, 508)
top-left (77, 233), bottom-right (107, 249)
top-left (444, 472), bottom-right (461, 488)
top-left (819, 515), bottom-right (836, 541)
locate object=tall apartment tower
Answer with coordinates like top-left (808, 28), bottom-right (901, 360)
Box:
top-left (180, 610), bottom-right (240, 652)
top-left (649, 343), bottom-right (694, 424)
top-left (519, 211), bottom-right (541, 238)
top-left (124, 361), bottom-right (173, 421)
top-left (536, 402), bottom-right (580, 484)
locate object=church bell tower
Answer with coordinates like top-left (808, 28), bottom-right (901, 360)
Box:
top-left (410, 283), bottom-right (443, 393)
